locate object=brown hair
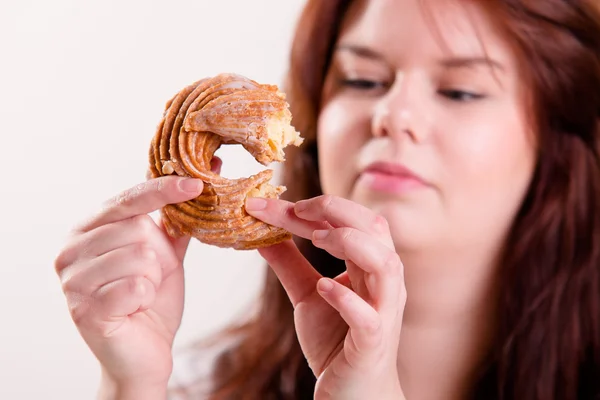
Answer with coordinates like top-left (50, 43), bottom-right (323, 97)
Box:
top-left (175, 1), bottom-right (600, 399)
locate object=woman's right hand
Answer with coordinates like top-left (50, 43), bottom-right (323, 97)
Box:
top-left (54, 176), bottom-right (204, 398)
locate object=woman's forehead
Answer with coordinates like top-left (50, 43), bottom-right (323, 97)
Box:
top-left (338, 0), bottom-right (513, 67)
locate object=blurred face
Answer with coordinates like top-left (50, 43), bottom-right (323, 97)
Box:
top-left (317, 0), bottom-right (536, 253)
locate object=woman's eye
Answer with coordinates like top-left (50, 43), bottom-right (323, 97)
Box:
top-left (439, 89), bottom-right (484, 102)
top-left (340, 79), bottom-right (387, 91)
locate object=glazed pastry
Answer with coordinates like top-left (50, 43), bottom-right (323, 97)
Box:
top-left (148, 73), bottom-right (303, 250)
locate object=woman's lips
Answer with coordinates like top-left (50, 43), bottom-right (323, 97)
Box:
top-left (358, 162), bottom-right (428, 194)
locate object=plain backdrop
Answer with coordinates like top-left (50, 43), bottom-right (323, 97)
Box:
top-left (0, 0), bottom-right (306, 398)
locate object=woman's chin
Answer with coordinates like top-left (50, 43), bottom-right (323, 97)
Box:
top-left (347, 193), bottom-right (438, 252)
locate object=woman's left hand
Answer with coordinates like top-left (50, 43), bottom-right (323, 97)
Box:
top-left (245, 195), bottom-right (407, 400)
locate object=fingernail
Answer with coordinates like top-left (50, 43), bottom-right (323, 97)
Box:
top-left (318, 278), bottom-right (334, 292)
top-left (245, 197), bottom-right (267, 211)
top-left (313, 229), bottom-right (330, 240)
top-left (179, 178), bottom-right (203, 193)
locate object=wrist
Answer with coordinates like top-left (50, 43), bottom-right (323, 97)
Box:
top-left (97, 370), bottom-right (168, 400)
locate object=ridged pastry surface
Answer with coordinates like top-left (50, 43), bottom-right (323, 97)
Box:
top-left (148, 73), bottom-right (303, 250)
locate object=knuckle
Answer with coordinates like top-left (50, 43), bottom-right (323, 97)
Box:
top-left (124, 275), bottom-right (147, 296)
top-left (110, 188), bottom-right (133, 208)
top-left (339, 227), bottom-right (356, 242)
top-left (92, 276), bottom-right (149, 302)
top-left (149, 176), bottom-right (174, 197)
top-left (381, 251), bottom-right (402, 276)
top-left (54, 247), bottom-right (73, 274)
top-left (373, 214), bottom-right (390, 234)
top-left (59, 265), bottom-right (87, 295)
top-left (107, 181), bottom-right (151, 209)
top-left (146, 177), bottom-right (162, 193)
top-left (60, 274), bottom-right (77, 294)
top-left (56, 253), bottom-right (82, 291)
top-left (132, 214), bottom-right (155, 239)
top-left (66, 292), bottom-right (91, 325)
top-left (115, 276), bottom-right (156, 310)
top-left (319, 194), bottom-right (335, 213)
top-left (365, 315), bottom-right (383, 335)
top-left (77, 236), bottom-right (94, 259)
top-left (155, 176), bottom-right (168, 193)
top-left (133, 243), bottom-right (157, 264)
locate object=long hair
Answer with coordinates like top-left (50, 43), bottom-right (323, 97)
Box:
top-left (176, 1), bottom-right (600, 399)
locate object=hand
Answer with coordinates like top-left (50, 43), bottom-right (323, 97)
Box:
top-left (54, 175), bottom-right (204, 395)
top-left (245, 195), bottom-right (407, 400)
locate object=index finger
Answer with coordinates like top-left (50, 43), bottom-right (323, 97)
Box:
top-left (245, 197), bottom-right (332, 240)
top-left (75, 176), bottom-right (204, 233)
top-left (295, 195), bottom-right (395, 249)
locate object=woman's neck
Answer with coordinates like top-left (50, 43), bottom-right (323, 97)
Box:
top-left (396, 247), bottom-right (501, 400)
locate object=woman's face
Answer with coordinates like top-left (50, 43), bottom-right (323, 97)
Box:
top-left (317, 0), bottom-right (537, 253)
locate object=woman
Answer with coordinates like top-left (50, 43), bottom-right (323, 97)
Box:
top-left (54, 0), bottom-right (600, 399)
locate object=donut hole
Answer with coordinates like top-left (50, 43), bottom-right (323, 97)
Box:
top-left (212, 144), bottom-right (269, 179)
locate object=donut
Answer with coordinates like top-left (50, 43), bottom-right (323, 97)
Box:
top-left (148, 73), bottom-right (303, 250)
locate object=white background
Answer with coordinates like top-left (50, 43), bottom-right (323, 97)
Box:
top-left (0, 1), bottom-right (306, 398)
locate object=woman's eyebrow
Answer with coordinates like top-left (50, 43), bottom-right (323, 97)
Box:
top-left (439, 56), bottom-right (506, 72)
top-left (335, 45), bottom-right (506, 74)
top-left (335, 44), bottom-right (386, 61)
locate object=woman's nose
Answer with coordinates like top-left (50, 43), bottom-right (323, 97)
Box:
top-left (371, 71), bottom-right (428, 143)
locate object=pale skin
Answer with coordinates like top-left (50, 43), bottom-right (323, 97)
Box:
top-left (55, 0), bottom-right (537, 399)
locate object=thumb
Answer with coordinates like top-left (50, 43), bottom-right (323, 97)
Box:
top-left (148, 155), bottom-right (222, 262)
